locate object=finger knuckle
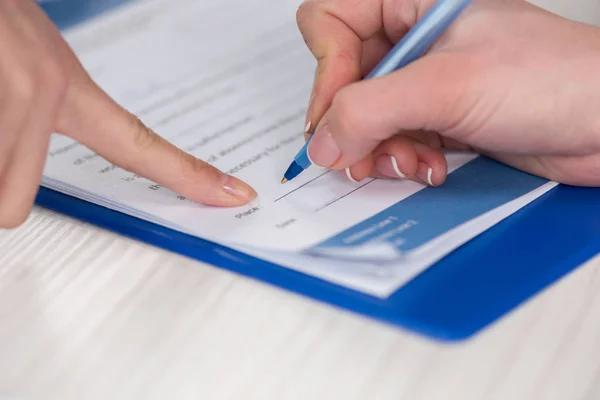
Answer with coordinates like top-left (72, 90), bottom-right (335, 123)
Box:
top-left (335, 48), bottom-right (359, 66)
top-left (381, 136), bottom-right (411, 155)
top-left (297, 0), bottom-right (328, 35)
top-left (179, 151), bottom-right (218, 181)
top-left (330, 88), bottom-right (361, 138)
top-left (296, 2), bottom-right (306, 25)
top-left (296, 1), bottom-right (314, 27)
top-left (130, 115), bottom-right (160, 151)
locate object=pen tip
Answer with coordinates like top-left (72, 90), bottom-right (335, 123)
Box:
top-left (281, 177), bottom-right (288, 184)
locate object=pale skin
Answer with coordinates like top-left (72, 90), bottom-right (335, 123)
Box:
top-left (300, 0), bottom-right (600, 186)
top-left (1, 0), bottom-right (599, 229)
top-left (0, 0), bottom-right (256, 228)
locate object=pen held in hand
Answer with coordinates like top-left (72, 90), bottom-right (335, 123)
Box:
top-left (282, 136), bottom-right (313, 183)
top-left (280, 0), bottom-right (473, 184)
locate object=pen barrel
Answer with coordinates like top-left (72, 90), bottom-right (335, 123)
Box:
top-left (366, 0), bottom-right (472, 79)
top-left (294, 136), bottom-right (313, 169)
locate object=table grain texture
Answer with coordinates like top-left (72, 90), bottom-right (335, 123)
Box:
top-left (1, 0), bottom-right (599, 399)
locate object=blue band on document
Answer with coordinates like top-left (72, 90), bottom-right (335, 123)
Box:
top-left (314, 157), bottom-right (548, 253)
top-left (40, 0), bottom-right (135, 29)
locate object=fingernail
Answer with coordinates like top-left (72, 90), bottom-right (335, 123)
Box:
top-left (222, 174), bottom-right (257, 201)
top-left (304, 120), bottom-right (312, 134)
top-left (375, 155), bottom-right (406, 178)
top-left (307, 124), bottom-right (340, 168)
top-left (345, 168), bottom-right (358, 183)
top-left (416, 162), bottom-right (434, 186)
top-left (304, 92), bottom-right (315, 134)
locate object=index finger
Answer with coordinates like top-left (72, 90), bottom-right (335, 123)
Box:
top-left (56, 77), bottom-right (257, 207)
top-left (296, 0), bottom-right (384, 132)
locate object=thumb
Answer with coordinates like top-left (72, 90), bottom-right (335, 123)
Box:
top-left (56, 76), bottom-right (257, 207)
top-left (307, 54), bottom-right (466, 169)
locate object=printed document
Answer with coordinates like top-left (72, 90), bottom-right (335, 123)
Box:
top-left (42, 0), bottom-right (557, 297)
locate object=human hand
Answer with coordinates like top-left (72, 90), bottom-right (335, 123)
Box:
top-left (0, 0), bottom-right (256, 228)
top-left (297, 0), bottom-right (600, 186)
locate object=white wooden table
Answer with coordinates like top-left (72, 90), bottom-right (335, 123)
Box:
top-left (1, 1), bottom-right (600, 399)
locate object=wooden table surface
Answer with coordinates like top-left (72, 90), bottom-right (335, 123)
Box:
top-left (1, 1), bottom-right (600, 399)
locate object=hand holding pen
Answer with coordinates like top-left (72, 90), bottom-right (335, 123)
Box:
top-left (285, 0), bottom-right (600, 188)
top-left (283, 0), bottom-right (471, 185)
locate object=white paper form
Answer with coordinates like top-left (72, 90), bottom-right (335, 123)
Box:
top-left (42, 0), bottom-right (557, 297)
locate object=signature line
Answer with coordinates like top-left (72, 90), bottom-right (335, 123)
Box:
top-left (316, 179), bottom-right (376, 212)
top-left (274, 170), bottom-right (332, 202)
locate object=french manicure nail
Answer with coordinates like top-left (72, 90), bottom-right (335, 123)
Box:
top-left (307, 124), bottom-right (341, 168)
top-left (222, 174), bottom-right (257, 202)
top-left (345, 167), bottom-right (358, 183)
top-left (416, 162), bottom-right (434, 186)
top-left (304, 120), bottom-right (312, 134)
top-left (375, 155), bottom-right (406, 178)
top-left (304, 92), bottom-right (315, 134)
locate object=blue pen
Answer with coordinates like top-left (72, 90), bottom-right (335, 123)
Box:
top-left (281, 0), bottom-right (472, 184)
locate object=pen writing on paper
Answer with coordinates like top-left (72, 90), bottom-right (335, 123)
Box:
top-left (274, 170), bottom-right (332, 202)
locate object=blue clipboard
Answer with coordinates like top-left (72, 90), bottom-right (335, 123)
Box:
top-left (37, 0), bottom-right (600, 341)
